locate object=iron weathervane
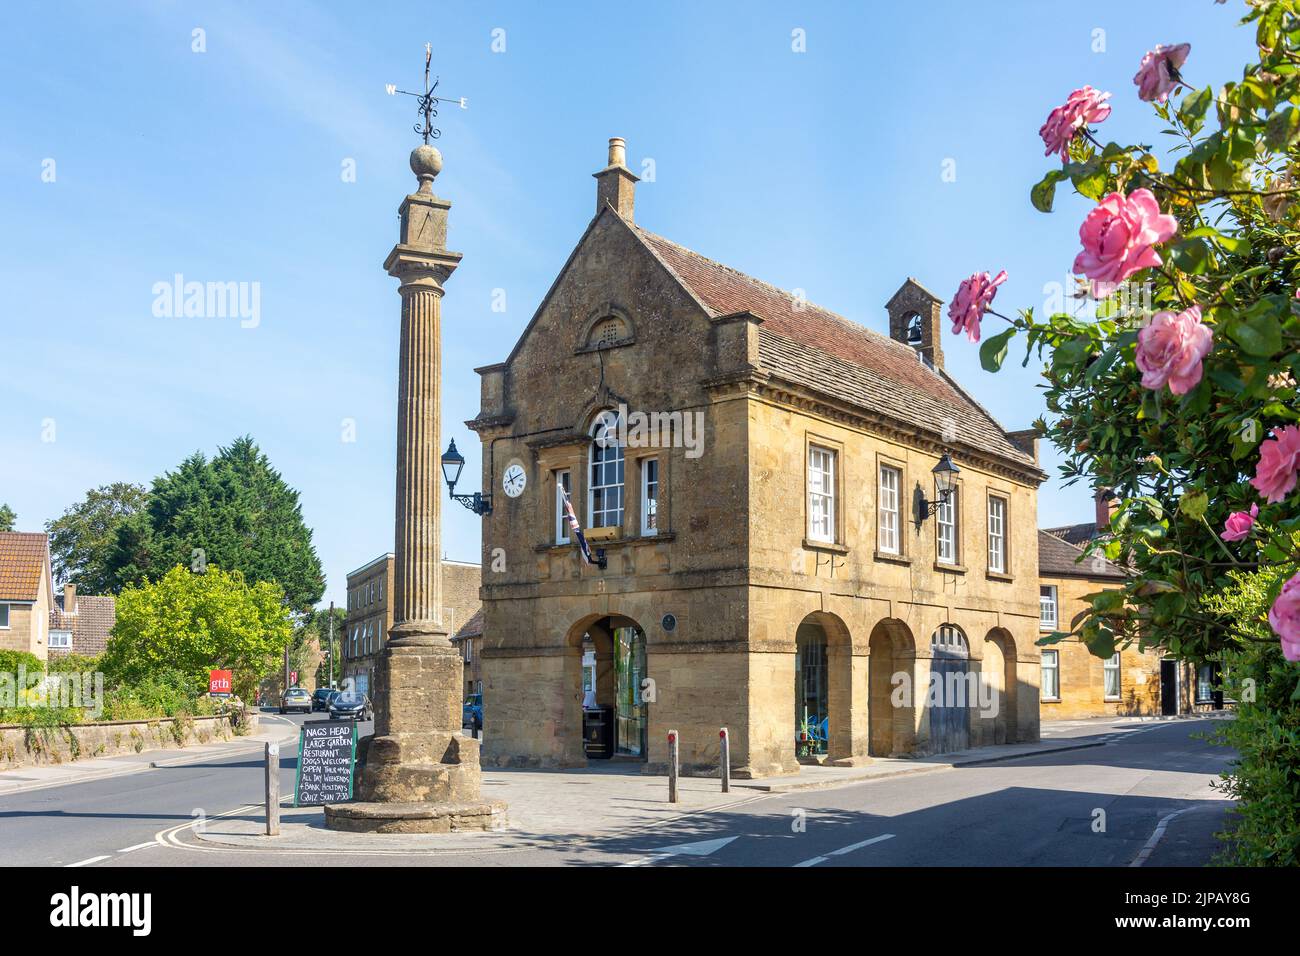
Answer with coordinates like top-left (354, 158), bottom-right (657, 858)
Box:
top-left (387, 42), bottom-right (467, 144)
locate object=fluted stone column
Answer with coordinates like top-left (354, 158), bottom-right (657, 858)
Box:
top-left (325, 144), bottom-right (505, 834)
top-left (392, 277), bottom-right (446, 641)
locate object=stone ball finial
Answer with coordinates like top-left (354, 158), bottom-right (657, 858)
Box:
top-left (410, 144), bottom-right (443, 192)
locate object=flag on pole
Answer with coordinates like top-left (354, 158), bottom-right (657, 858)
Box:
top-left (559, 484), bottom-right (597, 565)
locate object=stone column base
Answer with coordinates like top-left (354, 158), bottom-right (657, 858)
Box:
top-left (324, 800), bottom-right (507, 834)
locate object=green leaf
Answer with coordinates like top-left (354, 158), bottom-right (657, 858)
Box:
top-left (1085, 344), bottom-right (1123, 383)
top-left (1179, 85), bottom-right (1213, 137)
top-left (1169, 238), bottom-right (1211, 275)
top-left (1179, 490), bottom-right (1209, 520)
top-left (979, 327), bottom-right (1017, 372)
top-left (1230, 314), bottom-right (1284, 357)
top-left (1031, 169), bottom-right (1068, 213)
top-left (1071, 164), bottom-right (1108, 201)
top-left (1266, 105), bottom-right (1300, 150)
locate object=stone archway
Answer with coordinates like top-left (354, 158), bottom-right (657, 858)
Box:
top-left (793, 612), bottom-right (852, 763)
top-left (927, 624), bottom-right (971, 754)
top-left (867, 618), bottom-right (916, 757)
top-left (982, 628), bottom-right (1019, 745)
top-left (565, 612), bottom-right (649, 761)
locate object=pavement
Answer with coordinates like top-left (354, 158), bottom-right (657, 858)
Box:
top-left (0, 713), bottom-right (1236, 867)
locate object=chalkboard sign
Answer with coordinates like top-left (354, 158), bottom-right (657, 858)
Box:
top-left (293, 721), bottom-right (356, 807)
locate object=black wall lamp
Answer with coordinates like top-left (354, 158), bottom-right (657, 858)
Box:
top-left (441, 439), bottom-right (492, 516)
top-left (919, 454), bottom-right (961, 519)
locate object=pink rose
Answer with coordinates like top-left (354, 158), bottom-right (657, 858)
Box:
top-left (1134, 305), bottom-right (1212, 395)
top-left (1073, 189), bottom-right (1178, 297)
top-left (1220, 504), bottom-right (1258, 542)
top-left (1267, 572), bottom-right (1300, 662)
top-left (947, 270), bottom-right (1008, 343)
top-left (1250, 425), bottom-right (1300, 504)
top-left (1134, 43), bottom-right (1191, 104)
top-left (1039, 86), bottom-right (1112, 162)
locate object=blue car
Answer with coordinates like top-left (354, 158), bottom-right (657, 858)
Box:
top-left (462, 693), bottom-right (482, 732)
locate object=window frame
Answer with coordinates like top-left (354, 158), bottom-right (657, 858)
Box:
top-left (1039, 585), bottom-right (1058, 631)
top-left (641, 457), bottom-right (659, 537)
top-left (1103, 651), bottom-right (1121, 701)
top-left (49, 629), bottom-right (72, 649)
top-left (588, 411), bottom-right (625, 531)
top-left (0, 603), bottom-right (9, 629)
top-left (1041, 650), bottom-right (1060, 701)
top-left (878, 463), bottom-right (902, 555)
top-left (935, 480), bottom-right (959, 566)
top-left (555, 469), bottom-right (572, 544)
top-left (806, 444), bottom-right (838, 544)
top-left (1196, 663), bottom-right (1215, 703)
top-left (987, 493), bottom-right (1008, 574)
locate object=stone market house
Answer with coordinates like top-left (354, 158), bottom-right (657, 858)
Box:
top-left (468, 138), bottom-right (1048, 777)
top-left (0, 532), bottom-right (55, 662)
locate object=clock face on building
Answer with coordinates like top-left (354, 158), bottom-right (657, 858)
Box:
top-left (502, 463), bottom-right (527, 498)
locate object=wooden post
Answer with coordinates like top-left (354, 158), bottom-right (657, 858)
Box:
top-left (667, 729), bottom-right (679, 803)
top-left (265, 741), bottom-right (280, 836)
top-left (720, 727), bottom-right (730, 793)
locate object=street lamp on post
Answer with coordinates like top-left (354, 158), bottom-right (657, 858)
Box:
top-left (919, 453), bottom-right (961, 519)
top-left (441, 438), bottom-right (492, 516)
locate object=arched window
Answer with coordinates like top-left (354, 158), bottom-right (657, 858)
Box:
top-left (930, 624), bottom-right (969, 658)
top-left (589, 410), bottom-right (625, 529)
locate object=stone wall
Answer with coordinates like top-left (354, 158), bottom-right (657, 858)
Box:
top-left (0, 711), bottom-right (256, 771)
top-left (441, 560), bottom-right (481, 637)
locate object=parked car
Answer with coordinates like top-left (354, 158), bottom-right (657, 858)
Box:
top-left (311, 687), bottom-right (339, 712)
top-left (280, 687), bottom-right (312, 714)
top-left (462, 693), bottom-right (483, 732)
top-left (329, 692), bottom-right (373, 721)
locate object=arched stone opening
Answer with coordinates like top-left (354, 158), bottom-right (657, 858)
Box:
top-left (982, 628), bottom-right (1019, 745)
top-left (926, 624), bottom-right (971, 754)
top-left (566, 613), bottom-right (648, 760)
top-left (867, 618), bottom-right (916, 757)
top-left (793, 611), bottom-right (852, 763)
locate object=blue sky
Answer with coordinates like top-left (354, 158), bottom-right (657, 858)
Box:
top-left (0, 1), bottom-right (1257, 608)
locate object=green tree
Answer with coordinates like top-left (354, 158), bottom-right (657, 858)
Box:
top-left (0, 504), bottom-right (16, 532)
top-left (101, 565), bottom-right (293, 701)
top-left (45, 482), bottom-right (148, 593)
top-left (108, 437), bottom-right (324, 612)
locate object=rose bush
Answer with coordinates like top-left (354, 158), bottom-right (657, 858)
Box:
top-left (959, 3), bottom-right (1300, 862)
top-left (959, 2), bottom-right (1300, 691)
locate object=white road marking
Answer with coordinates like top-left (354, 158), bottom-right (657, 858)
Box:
top-left (65, 855), bottom-right (110, 868)
top-left (617, 835), bottom-right (738, 866)
top-left (794, 833), bottom-right (895, 867)
top-left (1129, 807), bottom-right (1191, 867)
top-left (117, 841), bottom-right (158, 854)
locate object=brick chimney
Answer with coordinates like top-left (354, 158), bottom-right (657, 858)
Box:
top-left (63, 582), bottom-right (76, 614)
top-left (1095, 488), bottom-right (1116, 531)
top-left (885, 278), bottom-right (944, 370)
top-left (593, 137), bottom-right (638, 220)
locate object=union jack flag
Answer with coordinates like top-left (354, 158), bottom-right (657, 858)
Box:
top-left (559, 483), bottom-right (597, 565)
